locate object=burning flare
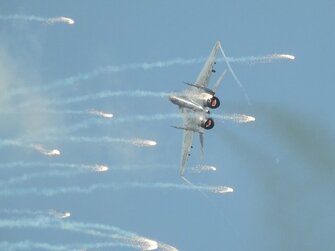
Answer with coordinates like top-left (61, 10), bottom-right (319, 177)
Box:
top-left (48, 209), bottom-right (71, 219)
top-left (273, 54), bottom-right (295, 60)
top-left (130, 139), bottom-right (157, 147)
top-left (92, 165), bottom-right (109, 172)
top-left (47, 16), bottom-right (75, 25)
top-left (130, 237), bottom-right (158, 251)
top-left (211, 186), bottom-right (234, 194)
top-left (192, 165), bottom-right (217, 173)
top-left (87, 109), bottom-right (114, 118)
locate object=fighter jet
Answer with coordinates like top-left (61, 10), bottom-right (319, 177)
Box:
top-left (169, 41), bottom-right (227, 176)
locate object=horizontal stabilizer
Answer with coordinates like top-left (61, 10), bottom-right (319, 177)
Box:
top-left (171, 125), bottom-right (200, 133)
top-left (183, 82), bottom-right (215, 95)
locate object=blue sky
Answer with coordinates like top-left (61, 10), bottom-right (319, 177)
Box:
top-left (0, 1), bottom-right (334, 250)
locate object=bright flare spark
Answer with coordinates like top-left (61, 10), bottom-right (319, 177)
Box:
top-left (132, 237), bottom-right (158, 251)
top-left (31, 144), bottom-right (61, 156)
top-left (212, 186), bottom-right (234, 194)
top-left (47, 16), bottom-right (75, 25)
top-left (192, 165), bottom-right (217, 173)
top-left (92, 165), bottom-right (109, 172)
top-left (131, 139), bottom-right (157, 147)
top-left (87, 109), bottom-right (114, 119)
top-left (273, 54), bottom-right (295, 60)
top-left (62, 212), bottom-right (71, 218)
top-left (48, 209), bottom-right (71, 219)
top-left (59, 17), bottom-right (74, 25)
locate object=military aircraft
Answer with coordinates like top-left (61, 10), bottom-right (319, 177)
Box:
top-left (169, 41), bottom-right (228, 176)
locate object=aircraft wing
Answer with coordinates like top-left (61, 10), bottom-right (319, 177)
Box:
top-left (179, 108), bottom-right (204, 176)
top-left (194, 40), bottom-right (221, 89)
top-left (180, 128), bottom-right (194, 176)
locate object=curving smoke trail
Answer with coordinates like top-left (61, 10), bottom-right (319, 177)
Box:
top-left (0, 216), bottom-right (176, 250)
top-left (31, 144), bottom-right (61, 156)
top-left (0, 241), bottom-right (131, 251)
top-left (0, 140), bottom-right (60, 156)
top-left (0, 217), bottom-right (138, 250)
top-left (0, 15), bottom-right (74, 25)
top-left (0, 182), bottom-right (233, 197)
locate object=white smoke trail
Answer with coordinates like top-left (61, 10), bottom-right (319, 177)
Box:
top-left (0, 161), bottom-right (105, 171)
top-left (0, 209), bottom-right (46, 216)
top-left (0, 217), bottom-right (174, 250)
top-left (9, 52), bottom-right (295, 97)
top-left (31, 144), bottom-right (61, 156)
top-left (0, 217), bottom-right (137, 249)
top-left (223, 53), bottom-right (295, 64)
top-left (0, 182), bottom-right (233, 197)
top-left (0, 169), bottom-right (84, 187)
top-left (54, 220), bottom-right (175, 250)
top-left (212, 113), bottom-right (255, 123)
top-left (0, 15), bottom-right (74, 25)
top-left (16, 90), bottom-right (170, 110)
top-left (51, 90), bottom-right (171, 106)
top-left (48, 113), bottom-right (180, 135)
top-left (0, 140), bottom-right (61, 156)
top-left (0, 209), bottom-right (71, 220)
top-left (0, 164), bottom-right (108, 187)
top-left (0, 241), bottom-right (73, 251)
top-left (0, 240), bottom-right (134, 251)
top-left (45, 136), bottom-right (158, 148)
top-left (0, 161), bottom-right (175, 173)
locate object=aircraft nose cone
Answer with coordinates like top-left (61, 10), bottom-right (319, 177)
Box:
top-left (168, 95), bottom-right (178, 103)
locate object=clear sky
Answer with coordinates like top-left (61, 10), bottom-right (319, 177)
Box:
top-left (0, 1), bottom-right (334, 251)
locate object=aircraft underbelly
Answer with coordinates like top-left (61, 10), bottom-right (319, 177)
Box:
top-left (169, 95), bottom-right (204, 112)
